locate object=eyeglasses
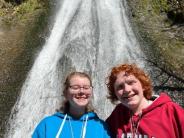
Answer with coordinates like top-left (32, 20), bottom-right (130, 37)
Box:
top-left (69, 85), bottom-right (92, 91)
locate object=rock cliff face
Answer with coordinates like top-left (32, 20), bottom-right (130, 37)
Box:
top-left (0, 0), bottom-right (183, 137)
top-left (0, 0), bottom-right (50, 136)
top-left (127, 0), bottom-right (184, 108)
top-left (127, 0), bottom-right (184, 77)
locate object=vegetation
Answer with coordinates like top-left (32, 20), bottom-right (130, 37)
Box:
top-left (0, 0), bottom-right (49, 24)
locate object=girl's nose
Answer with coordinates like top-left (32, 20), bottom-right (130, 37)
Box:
top-left (78, 87), bottom-right (85, 93)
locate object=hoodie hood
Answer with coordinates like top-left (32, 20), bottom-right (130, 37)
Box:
top-left (53, 112), bottom-right (98, 121)
top-left (142, 93), bottom-right (172, 115)
top-left (53, 112), bottom-right (97, 138)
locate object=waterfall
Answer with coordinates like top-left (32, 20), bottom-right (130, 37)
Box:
top-left (5, 0), bottom-right (146, 137)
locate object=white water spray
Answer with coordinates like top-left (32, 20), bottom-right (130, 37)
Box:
top-left (5, 0), bottom-right (146, 137)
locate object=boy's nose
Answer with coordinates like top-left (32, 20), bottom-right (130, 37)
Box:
top-left (124, 84), bottom-right (131, 93)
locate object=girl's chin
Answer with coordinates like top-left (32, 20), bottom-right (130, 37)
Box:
top-left (74, 100), bottom-right (88, 106)
top-left (122, 101), bottom-right (137, 109)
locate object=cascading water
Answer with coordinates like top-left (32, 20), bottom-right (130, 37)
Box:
top-left (5, 0), bottom-right (147, 137)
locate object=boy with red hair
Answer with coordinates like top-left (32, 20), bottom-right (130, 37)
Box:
top-left (106, 64), bottom-right (184, 138)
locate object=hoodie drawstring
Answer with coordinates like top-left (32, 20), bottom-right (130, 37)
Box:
top-left (130, 112), bottom-right (142, 138)
top-left (69, 115), bottom-right (88, 138)
top-left (56, 114), bottom-right (67, 138)
top-left (82, 115), bottom-right (88, 138)
top-left (56, 114), bottom-right (88, 138)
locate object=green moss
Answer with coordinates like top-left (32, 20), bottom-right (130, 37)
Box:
top-left (0, 10), bottom-right (5, 16)
top-left (139, 0), bottom-right (149, 9)
top-left (151, 0), bottom-right (169, 14)
top-left (0, 0), bottom-right (49, 25)
top-left (134, 0), bottom-right (149, 17)
top-left (13, 0), bottom-right (42, 19)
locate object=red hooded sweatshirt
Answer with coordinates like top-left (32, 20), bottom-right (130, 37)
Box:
top-left (106, 93), bottom-right (184, 138)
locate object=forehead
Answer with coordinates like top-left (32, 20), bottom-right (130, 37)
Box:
top-left (115, 72), bottom-right (136, 82)
top-left (69, 75), bottom-right (90, 84)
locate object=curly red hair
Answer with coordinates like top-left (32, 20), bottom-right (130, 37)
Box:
top-left (106, 64), bottom-right (153, 104)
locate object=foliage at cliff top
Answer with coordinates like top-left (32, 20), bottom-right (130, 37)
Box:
top-left (0, 0), bottom-right (49, 25)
